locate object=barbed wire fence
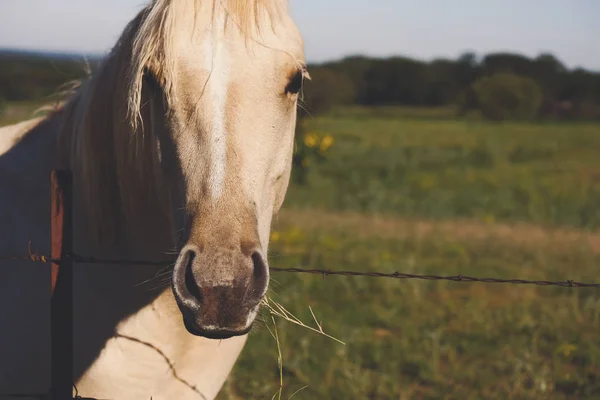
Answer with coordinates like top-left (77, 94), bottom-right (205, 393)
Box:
top-left (2, 253), bottom-right (600, 289)
top-left (1, 170), bottom-right (599, 400)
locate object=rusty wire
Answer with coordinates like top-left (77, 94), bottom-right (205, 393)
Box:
top-left (0, 252), bottom-right (598, 289)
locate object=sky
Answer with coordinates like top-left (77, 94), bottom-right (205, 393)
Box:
top-left (1, 0), bottom-right (599, 71)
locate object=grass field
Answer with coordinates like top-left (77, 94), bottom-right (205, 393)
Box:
top-left (217, 109), bottom-right (600, 399)
top-left (0, 100), bottom-right (52, 127)
top-left (289, 111), bottom-right (600, 230)
top-left (2, 104), bottom-right (599, 398)
top-left (217, 209), bottom-right (599, 399)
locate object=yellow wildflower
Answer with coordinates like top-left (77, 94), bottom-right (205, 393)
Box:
top-left (557, 343), bottom-right (577, 357)
top-left (418, 175), bottom-right (436, 190)
top-left (320, 135), bottom-right (334, 152)
top-left (303, 133), bottom-right (318, 148)
top-left (270, 231), bottom-right (280, 243)
top-left (482, 214), bottom-right (495, 224)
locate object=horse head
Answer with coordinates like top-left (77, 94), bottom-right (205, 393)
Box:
top-left (133, 0), bottom-right (308, 339)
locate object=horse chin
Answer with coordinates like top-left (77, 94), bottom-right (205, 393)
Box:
top-left (183, 317), bottom-right (252, 340)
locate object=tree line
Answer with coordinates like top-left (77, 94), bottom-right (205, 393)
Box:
top-left (1, 50), bottom-right (599, 120)
top-left (303, 52), bottom-right (600, 120)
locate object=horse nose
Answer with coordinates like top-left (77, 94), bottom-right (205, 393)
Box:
top-left (171, 243), bottom-right (269, 337)
top-left (175, 245), bottom-right (269, 303)
top-left (249, 251), bottom-right (269, 298)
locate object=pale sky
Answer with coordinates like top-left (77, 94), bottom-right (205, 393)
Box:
top-left (1, 0), bottom-right (598, 71)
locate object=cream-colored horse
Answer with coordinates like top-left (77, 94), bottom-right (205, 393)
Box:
top-left (0, 0), bottom-right (307, 398)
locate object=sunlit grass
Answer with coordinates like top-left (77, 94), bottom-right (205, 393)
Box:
top-left (0, 100), bottom-right (51, 127)
top-left (219, 209), bottom-right (600, 400)
top-left (288, 112), bottom-right (600, 230)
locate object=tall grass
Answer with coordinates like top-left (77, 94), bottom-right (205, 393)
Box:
top-left (289, 114), bottom-right (600, 230)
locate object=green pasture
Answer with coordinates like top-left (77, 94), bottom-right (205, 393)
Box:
top-left (219, 108), bottom-right (600, 399)
top-left (218, 208), bottom-right (600, 399)
top-left (289, 111), bottom-right (600, 230)
top-left (0, 100), bottom-right (50, 127)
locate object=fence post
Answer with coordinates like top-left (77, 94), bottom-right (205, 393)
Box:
top-left (50, 170), bottom-right (73, 400)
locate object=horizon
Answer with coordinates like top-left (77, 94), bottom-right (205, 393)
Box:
top-left (1, 0), bottom-right (598, 71)
top-left (1, 46), bottom-right (598, 74)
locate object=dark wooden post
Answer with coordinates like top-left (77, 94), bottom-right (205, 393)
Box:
top-left (50, 170), bottom-right (73, 400)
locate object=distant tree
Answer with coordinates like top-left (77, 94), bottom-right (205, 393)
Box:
top-left (456, 51), bottom-right (480, 87)
top-left (361, 57), bottom-right (428, 105)
top-left (531, 53), bottom-right (568, 103)
top-left (482, 52), bottom-right (534, 76)
top-left (424, 59), bottom-right (462, 106)
top-left (301, 67), bottom-right (356, 114)
top-left (534, 53), bottom-right (566, 74)
top-left (559, 68), bottom-right (600, 103)
top-left (320, 55), bottom-right (373, 104)
top-left (459, 73), bottom-right (543, 121)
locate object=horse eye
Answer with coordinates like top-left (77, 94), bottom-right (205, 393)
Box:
top-left (143, 68), bottom-right (161, 91)
top-left (285, 70), bottom-right (303, 95)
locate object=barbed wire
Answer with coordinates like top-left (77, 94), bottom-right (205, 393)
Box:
top-left (1, 253), bottom-right (598, 289)
top-left (269, 267), bottom-right (600, 288)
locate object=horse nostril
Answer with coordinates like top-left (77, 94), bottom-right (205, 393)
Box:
top-left (184, 250), bottom-right (203, 302)
top-left (250, 251), bottom-right (269, 297)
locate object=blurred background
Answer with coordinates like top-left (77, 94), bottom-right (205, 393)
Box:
top-left (1, 1), bottom-right (599, 399)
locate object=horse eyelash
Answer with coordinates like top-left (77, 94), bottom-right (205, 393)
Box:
top-left (285, 69), bottom-right (305, 95)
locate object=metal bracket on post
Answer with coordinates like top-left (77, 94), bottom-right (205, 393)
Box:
top-left (50, 170), bottom-right (73, 400)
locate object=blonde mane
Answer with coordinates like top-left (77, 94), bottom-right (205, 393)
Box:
top-left (55, 0), bottom-right (287, 249)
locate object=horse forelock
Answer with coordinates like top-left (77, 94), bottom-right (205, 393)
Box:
top-left (128, 0), bottom-right (287, 131)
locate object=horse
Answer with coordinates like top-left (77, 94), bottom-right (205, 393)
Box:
top-left (0, 0), bottom-right (308, 398)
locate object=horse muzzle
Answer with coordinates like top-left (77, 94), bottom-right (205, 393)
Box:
top-left (171, 243), bottom-right (268, 339)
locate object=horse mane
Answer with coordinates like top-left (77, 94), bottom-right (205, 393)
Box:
top-left (54, 0), bottom-right (287, 250)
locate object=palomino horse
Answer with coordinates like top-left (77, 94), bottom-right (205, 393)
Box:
top-left (0, 0), bottom-right (307, 398)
